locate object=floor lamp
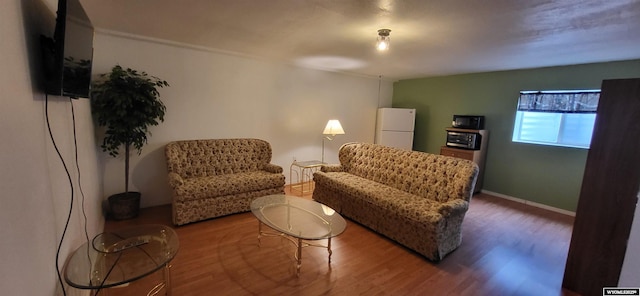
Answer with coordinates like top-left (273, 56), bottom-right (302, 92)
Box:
top-left (322, 119), bottom-right (345, 163)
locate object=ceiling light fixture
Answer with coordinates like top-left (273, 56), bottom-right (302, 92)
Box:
top-left (376, 29), bottom-right (391, 51)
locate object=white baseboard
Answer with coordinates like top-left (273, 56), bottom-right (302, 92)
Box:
top-left (480, 189), bottom-right (576, 217)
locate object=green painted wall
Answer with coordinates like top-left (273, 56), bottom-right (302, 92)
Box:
top-left (392, 59), bottom-right (640, 212)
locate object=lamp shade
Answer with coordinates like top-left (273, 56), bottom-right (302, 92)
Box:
top-left (323, 120), bottom-right (345, 136)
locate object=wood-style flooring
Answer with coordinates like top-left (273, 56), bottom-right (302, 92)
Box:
top-left (102, 188), bottom-right (579, 296)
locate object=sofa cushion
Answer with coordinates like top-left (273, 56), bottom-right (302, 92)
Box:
top-left (166, 138), bottom-right (274, 178)
top-left (337, 143), bottom-right (477, 203)
top-left (173, 171), bottom-right (285, 202)
top-left (314, 172), bottom-right (443, 224)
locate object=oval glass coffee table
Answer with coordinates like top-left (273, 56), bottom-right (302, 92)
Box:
top-left (250, 194), bottom-right (346, 274)
top-left (65, 224), bottom-right (179, 295)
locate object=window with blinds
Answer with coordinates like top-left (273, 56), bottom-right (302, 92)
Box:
top-left (512, 90), bottom-right (600, 149)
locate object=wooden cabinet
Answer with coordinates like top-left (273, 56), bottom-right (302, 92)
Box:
top-left (563, 78), bottom-right (640, 295)
top-left (440, 146), bottom-right (474, 161)
top-left (440, 129), bottom-right (488, 193)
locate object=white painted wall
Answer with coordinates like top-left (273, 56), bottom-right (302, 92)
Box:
top-left (1, 0), bottom-right (103, 295)
top-left (92, 32), bottom-right (393, 208)
top-left (619, 188), bottom-right (640, 287)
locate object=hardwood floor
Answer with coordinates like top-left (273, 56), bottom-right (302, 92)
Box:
top-left (103, 188), bottom-right (579, 296)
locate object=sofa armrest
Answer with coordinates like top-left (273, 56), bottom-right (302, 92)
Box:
top-left (167, 172), bottom-right (184, 188)
top-left (262, 163), bottom-right (283, 174)
top-left (437, 199), bottom-right (469, 218)
top-left (320, 164), bottom-right (343, 172)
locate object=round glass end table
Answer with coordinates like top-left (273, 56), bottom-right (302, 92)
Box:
top-left (64, 224), bottom-right (179, 295)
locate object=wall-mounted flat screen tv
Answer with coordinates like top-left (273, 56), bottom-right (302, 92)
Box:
top-left (41, 0), bottom-right (94, 99)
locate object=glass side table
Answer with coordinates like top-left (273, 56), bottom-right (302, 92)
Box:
top-left (64, 224), bottom-right (179, 296)
top-left (289, 160), bottom-right (325, 196)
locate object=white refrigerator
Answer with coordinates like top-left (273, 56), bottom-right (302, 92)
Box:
top-left (375, 108), bottom-right (416, 150)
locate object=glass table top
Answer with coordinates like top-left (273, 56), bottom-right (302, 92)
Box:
top-left (250, 195), bottom-right (346, 240)
top-left (291, 160), bottom-right (326, 168)
top-left (64, 224), bottom-right (179, 289)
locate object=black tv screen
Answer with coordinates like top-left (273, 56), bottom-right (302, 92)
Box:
top-left (41, 0), bottom-right (94, 99)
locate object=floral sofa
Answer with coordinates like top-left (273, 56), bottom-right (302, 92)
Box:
top-left (312, 142), bottom-right (478, 261)
top-left (165, 138), bottom-right (285, 225)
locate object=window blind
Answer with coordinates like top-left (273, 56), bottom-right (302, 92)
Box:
top-left (517, 91), bottom-right (600, 113)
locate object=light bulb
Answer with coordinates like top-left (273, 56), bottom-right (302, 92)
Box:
top-left (376, 29), bottom-right (391, 51)
top-left (376, 38), bottom-right (389, 51)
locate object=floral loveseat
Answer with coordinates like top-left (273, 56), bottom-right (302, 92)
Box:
top-left (165, 138), bottom-right (285, 225)
top-left (312, 142), bottom-right (478, 261)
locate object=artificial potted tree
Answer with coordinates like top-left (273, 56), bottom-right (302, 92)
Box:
top-left (91, 65), bottom-right (169, 220)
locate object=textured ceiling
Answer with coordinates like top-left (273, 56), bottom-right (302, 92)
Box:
top-left (78, 0), bottom-right (640, 80)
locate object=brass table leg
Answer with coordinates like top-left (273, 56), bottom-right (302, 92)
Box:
top-left (296, 237), bottom-right (302, 275)
top-left (327, 237), bottom-right (332, 263)
top-left (147, 264), bottom-right (172, 296)
top-left (257, 221), bottom-right (262, 245)
top-left (255, 220), bottom-right (336, 276)
top-left (164, 264), bottom-right (172, 296)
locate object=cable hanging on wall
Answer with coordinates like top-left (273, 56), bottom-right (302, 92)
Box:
top-left (46, 95), bottom-right (74, 296)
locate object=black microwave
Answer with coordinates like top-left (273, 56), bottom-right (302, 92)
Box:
top-left (452, 115), bottom-right (484, 130)
top-left (446, 131), bottom-right (482, 150)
